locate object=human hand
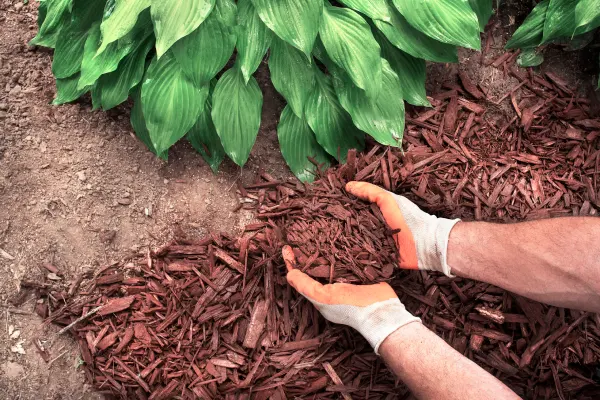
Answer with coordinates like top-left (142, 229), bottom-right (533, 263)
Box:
top-left (282, 245), bottom-right (420, 354)
top-left (345, 181), bottom-right (460, 277)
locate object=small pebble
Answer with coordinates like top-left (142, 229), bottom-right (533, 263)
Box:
top-left (9, 85), bottom-right (21, 95)
top-left (47, 273), bottom-right (61, 281)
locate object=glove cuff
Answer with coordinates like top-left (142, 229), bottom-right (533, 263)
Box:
top-left (436, 218), bottom-right (461, 277)
top-left (310, 298), bottom-right (421, 355)
top-left (356, 298), bottom-right (421, 354)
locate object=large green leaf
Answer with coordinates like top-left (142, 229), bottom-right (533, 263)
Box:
top-left (187, 90), bottom-right (226, 173)
top-left (97, 0), bottom-right (151, 54)
top-left (310, 36), bottom-right (341, 72)
top-left (37, 0), bottom-right (49, 27)
top-left (236, 0), bottom-right (272, 82)
top-left (517, 48), bottom-right (545, 67)
top-left (251, 0), bottom-right (322, 57)
top-left (319, 5), bottom-right (382, 99)
top-left (78, 23), bottom-right (104, 87)
top-left (213, 0), bottom-right (238, 27)
top-left (542, 0), bottom-right (578, 44)
top-left (172, 8), bottom-right (237, 87)
top-left (51, 0), bottom-right (106, 79)
top-left (151, 0), bottom-right (216, 58)
top-left (305, 70), bottom-right (364, 162)
top-left (211, 66), bottom-right (263, 166)
top-left (269, 36), bottom-right (315, 118)
top-left (334, 60), bottom-right (404, 147)
top-left (33, 0), bottom-right (52, 45)
top-left (68, 0), bottom-right (107, 32)
top-left (392, 0), bottom-right (481, 50)
top-left (30, 0), bottom-right (71, 47)
top-left (337, 0), bottom-right (391, 23)
top-left (131, 89), bottom-right (167, 160)
top-left (52, 26), bottom-right (90, 78)
top-left (90, 83), bottom-right (102, 110)
top-left (97, 36), bottom-right (154, 110)
top-left (53, 73), bottom-right (90, 104)
top-left (78, 11), bottom-right (153, 89)
top-left (506, 0), bottom-right (549, 49)
top-left (468, 0), bottom-right (493, 32)
top-left (278, 105), bottom-right (331, 182)
top-left (575, 0), bottom-right (600, 34)
top-left (376, 31), bottom-right (429, 107)
top-left (374, 1), bottom-right (458, 63)
top-left (141, 53), bottom-right (208, 155)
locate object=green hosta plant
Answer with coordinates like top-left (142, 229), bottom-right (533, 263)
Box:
top-left (507, 0), bottom-right (600, 72)
top-left (33, 0), bottom-right (491, 181)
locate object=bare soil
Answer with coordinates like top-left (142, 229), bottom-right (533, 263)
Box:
top-left (0, 0), bottom-right (596, 398)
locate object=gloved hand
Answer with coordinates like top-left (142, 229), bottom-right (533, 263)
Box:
top-left (346, 181), bottom-right (460, 277)
top-left (283, 246), bottom-right (420, 354)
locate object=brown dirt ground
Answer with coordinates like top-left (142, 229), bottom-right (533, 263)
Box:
top-left (0, 1), bottom-right (597, 399)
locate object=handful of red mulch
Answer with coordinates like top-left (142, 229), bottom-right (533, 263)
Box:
top-left (28, 61), bottom-right (600, 399)
top-left (244, 154), bottom-right (400, 285)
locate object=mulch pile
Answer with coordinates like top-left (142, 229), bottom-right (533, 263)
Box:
top-left (24, 57), bottom-right (600, 399)
top-left (240, 156), bottom-right (400, 285)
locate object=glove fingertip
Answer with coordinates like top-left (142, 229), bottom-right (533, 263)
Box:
top-left (286, 268), bottom-right (302, 283)
top-left (286, 269), bottom-right (311, 292)
top-left (286, 269), bottom-right (328, 302)
top-left (282, 245), bottom-right (296, 271)
top-left (345, 181), bottom-right (360, 194)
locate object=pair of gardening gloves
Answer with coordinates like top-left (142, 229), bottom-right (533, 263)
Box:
top-left (282, 182), bottom-right (460, 353)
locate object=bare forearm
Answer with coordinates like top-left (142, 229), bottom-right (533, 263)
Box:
top-left (448, 218), bottom-right (600, 312)
top-left (379, 323), bottom-right (519, 400)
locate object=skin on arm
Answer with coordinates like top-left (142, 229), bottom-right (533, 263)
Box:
top-left (379, 323), bottom-right (520, 400)
top-left (346, 181), bottom-right (600, 313)
top-left (448, 218), bottom-right (600, 312)
top-left (282, 246), bottom-right (520, 400)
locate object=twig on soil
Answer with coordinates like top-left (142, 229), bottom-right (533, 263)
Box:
top-left (48, 347), bottom-right (68, 368)
top-left (0, 247), bottom-right (15, 260)
top-left (55, 306), bottom-right (102, 337)
top-left (5, 308), bottom-right (32, 315)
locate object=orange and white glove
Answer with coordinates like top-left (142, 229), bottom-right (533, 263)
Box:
top-left (283, 246), bottom-right (420, 354)
top-left (346, 181), bottom-right (460, 277)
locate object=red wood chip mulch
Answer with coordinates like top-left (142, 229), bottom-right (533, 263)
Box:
top-left (32, 63), bottom-right (600, 399)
